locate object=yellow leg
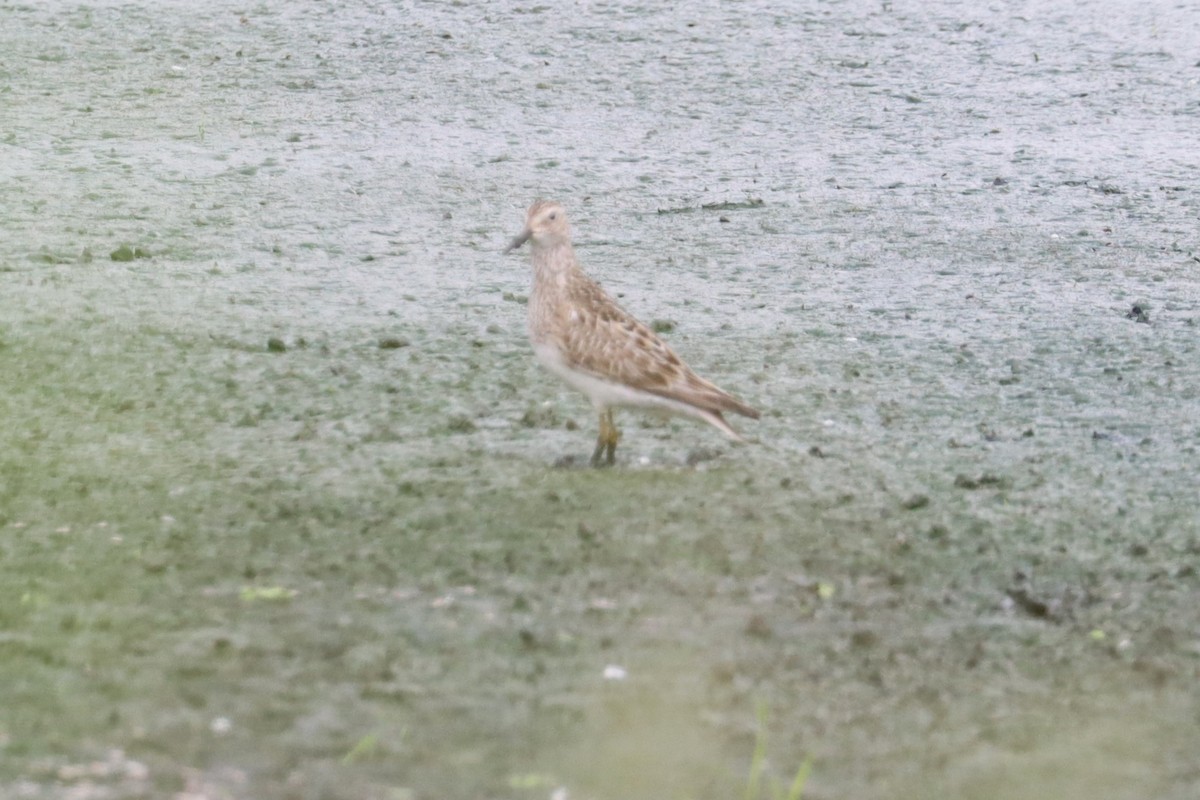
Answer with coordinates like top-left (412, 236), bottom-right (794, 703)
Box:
top-left (605, 409), bottom-right (619, 465)
top-left (590, 409), bottom-right (620, 467)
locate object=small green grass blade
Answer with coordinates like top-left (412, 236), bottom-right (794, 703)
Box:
top-left (743, 698), bottom-right (769, 800)
top-left (785, 756), bottom-right (813, 800)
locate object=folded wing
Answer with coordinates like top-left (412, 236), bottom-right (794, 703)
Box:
top-left (556, 277), bottom-right (760, 419)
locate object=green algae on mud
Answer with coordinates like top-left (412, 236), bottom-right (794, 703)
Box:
top-left (3, 0), bottom-right (1200, 798)
top-left (2, 310), bottom-right (1198, 799)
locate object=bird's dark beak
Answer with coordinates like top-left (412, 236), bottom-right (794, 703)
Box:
top-left (505, 228), bottom-right (531, 254)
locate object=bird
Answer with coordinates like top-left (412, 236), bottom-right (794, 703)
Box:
top-left (505, 199), bottom-right (759, 466)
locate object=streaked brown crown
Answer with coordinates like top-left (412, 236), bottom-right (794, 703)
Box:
top-left (524, 199), bottom-right (570, 244)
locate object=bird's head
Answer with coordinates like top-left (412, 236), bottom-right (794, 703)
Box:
top-left (505, 199), bottom-right (569, 253)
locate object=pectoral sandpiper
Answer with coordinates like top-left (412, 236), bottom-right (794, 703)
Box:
top-left (505, 200), bottom-right (760, 466)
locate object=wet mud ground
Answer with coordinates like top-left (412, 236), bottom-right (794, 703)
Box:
top-left (2, 1), bottom-right (1199, 798)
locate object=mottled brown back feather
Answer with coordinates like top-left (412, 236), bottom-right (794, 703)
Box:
top-left (556, 271), bottom-right (759, 418)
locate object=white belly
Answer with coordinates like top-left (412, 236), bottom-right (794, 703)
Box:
top-left (532, 342), bottom-right (694, 416)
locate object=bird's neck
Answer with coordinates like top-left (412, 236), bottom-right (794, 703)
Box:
top-left (527, 238), bottom-right (577, 344)
top-left (530, 239), bottom-right (576, 287)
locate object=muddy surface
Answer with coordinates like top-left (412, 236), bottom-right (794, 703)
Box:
top-left (2, 1), bottom-right (1198, 798)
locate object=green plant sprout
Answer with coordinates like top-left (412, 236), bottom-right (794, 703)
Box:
top-left (744, 699), bottom-right (813, 800)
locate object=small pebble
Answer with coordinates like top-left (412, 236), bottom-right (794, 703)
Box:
top-left (603, 664), bottom-right (628, 681)
top-left (1126, 304), bottom-right (1150, 323)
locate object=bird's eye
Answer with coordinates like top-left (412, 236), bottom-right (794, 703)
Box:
top-left (548, 213), bottom-right (557, 220)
